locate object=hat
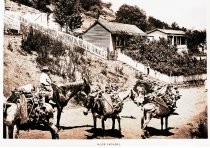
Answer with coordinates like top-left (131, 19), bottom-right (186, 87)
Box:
top-left (41, 66), bottom-right (49, 72)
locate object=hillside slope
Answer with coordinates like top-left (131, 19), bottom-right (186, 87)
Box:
top-left (3, 34), bottom-right (139, 97)
top-left (4, 35), bottom-right (40, 96)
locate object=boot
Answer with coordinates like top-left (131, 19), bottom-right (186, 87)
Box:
top-left (49, 100), bottom-right (56, 105)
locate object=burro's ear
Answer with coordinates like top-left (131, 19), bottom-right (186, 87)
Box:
top-left (83, 77), bottom-right (87, 84)
top-left (80, 91), bottom-right (87, 97)
top-left (12, 88), bottom-right (18, 92)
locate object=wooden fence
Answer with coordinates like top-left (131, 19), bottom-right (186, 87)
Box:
top-left (4, 14), bottom-right (108, 59)
top-left (117, 52), bottom-right (207, 84)
top-left (4, 15), bottom-right (20, 31)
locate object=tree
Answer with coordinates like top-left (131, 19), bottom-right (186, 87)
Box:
top-left (31, 0), bottom-right (51, 12)
top-left (80, 0), bottom-right (102, 11)
top-left (115, 4), bottom-right (148, 31)
top-left (147, 16), bottom-right (170, 30)
top-left (12, 0), bottom-right (32, 6)
top-left (12, 0), bottom-right (51, 12)
top-left (171, 22), bottom-right (180, 30)
top-left (80, 0), bottom-right (112, 19)
top-left (181, 27), bottom-right (187, 32)
top-left (53, 0), bottom-right (83, 31)
top-left (102, 2), bottom-right (112, 9)
top-left (185, 30), bottom-right (206, 53)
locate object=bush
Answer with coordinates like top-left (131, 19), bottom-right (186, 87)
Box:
top-left (101, 68), bottom-right (107, 76)
top-left (7, 42), bottom-right (13, 52)
top-left (115, 66), bottom-right (124, 75)
top-left (135, 72), bottom-right (143, 80)
top-left (21, 27), bottom-right (85, 79)
top-left (125, 37), bottom-right (207, 76)
top-left (74, 46), bottom-right (85, 55)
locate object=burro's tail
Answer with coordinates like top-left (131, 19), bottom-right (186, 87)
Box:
top-left (143, 107), bottom-right (147, 120)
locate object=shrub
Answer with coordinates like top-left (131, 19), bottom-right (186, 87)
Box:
top-left (7, 42), bottom-right (13, 52)
top-left (125, 37), bottom-right (207, 76)
top-left (115, 66), bottom-right (124, 75)
top-left (135, 72), bottom-right (143, 80)
top-left (101, 68), bottom-right (107, 76)
top-left (74, 46), bottom-right (85, 55)
top-left (21, 26), bottom-right (85, 79)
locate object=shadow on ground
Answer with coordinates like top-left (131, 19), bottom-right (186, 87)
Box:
top-left (60, 125), bottom-right (93, 130)
top-left (19, 124), bottom-right (50, 131)
top-left (146, 127), bottom-right (174, 137)
top-left (85, 128), bottom-right (124, 139)
top-left (19, 124), bottom-right (93, 132)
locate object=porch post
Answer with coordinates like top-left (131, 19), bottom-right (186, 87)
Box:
top-left (172, 36), bottom-right (174, 45)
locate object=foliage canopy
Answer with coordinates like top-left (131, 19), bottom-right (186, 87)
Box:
top-left (115, 4), bottom-right (148, 32)
top-left (125, 36), bottom-right (206, 76)
top-left (53, 0), bottom-right (83, 31)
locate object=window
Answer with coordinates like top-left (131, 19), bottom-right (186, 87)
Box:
top-left (177, 36), bottom-right (180, 45)
top-left (181, 37), bottom-right (186, 45)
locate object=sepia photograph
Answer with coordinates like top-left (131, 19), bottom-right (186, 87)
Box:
top-left (1, 0), bottom-right (209, 147)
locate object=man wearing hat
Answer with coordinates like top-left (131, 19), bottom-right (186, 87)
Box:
top-left (40, 66), bottom-right (54, 105)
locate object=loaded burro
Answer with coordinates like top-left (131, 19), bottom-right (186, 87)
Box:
top-left (3, 66), bottom-right (181, 139)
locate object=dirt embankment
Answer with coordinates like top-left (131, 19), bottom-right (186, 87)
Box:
top-left (3, 34), bottom-right (136, 96)
top-left (4, 35), bottom-right (39, 96)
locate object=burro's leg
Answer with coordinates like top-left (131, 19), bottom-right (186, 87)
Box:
top-left (101, 116), bottom-right (105, 131)
top-left (3, 124), bottom-right (7, 138)
top-left (47, 114), bottom-right (59, 139)
top-left (141, 115), bottom-right (144, 129)
top-left (43, 104), bottom-right (59, 139)
top-left (117, 115), bottom-right (121, 131)
top-left (8, 125), bottom-right (14, 139)
top-left (13, 123), bottom-right (20, 139)
top-left (112, 117), bottom-right (115, 130)
top-left (161, 117), bottom-right (164, 130)
top-left (165, 116), bottom-right (168, 130)
top-left (6, 123), bottom-right (19, 139)
top-left (92, 113), bottom-right (97, 130)
top-left (101, 116), bottom-right (105, 136)
top-left (56, 107), bottom-right (63, 129)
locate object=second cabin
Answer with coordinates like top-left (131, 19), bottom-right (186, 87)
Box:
top-left (82, 19), bottom-right (146, 59)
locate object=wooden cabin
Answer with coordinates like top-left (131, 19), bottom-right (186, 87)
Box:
top-left (147, 28), bottom-right (186, 45)
top-left (147, 28), bottom-right (188, 53)
top-left (82, 19), bottom-right (146, 59)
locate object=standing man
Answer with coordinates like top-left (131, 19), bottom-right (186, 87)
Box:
top-left (204, 79), bottom-right (207, 92)
top-left (146, 63), bottom-right (150, 76)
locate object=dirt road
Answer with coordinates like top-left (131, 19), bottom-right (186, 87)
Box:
top-left (19, 86), bottom-right (207, 139)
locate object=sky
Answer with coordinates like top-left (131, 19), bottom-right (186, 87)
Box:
top-left (102, 0), bottom-right (208, 30)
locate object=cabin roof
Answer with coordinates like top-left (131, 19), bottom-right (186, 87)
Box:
top-left (147, 28), bottom-right (185, 35)
top-left (84, 19), bottom-right (146, 36)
